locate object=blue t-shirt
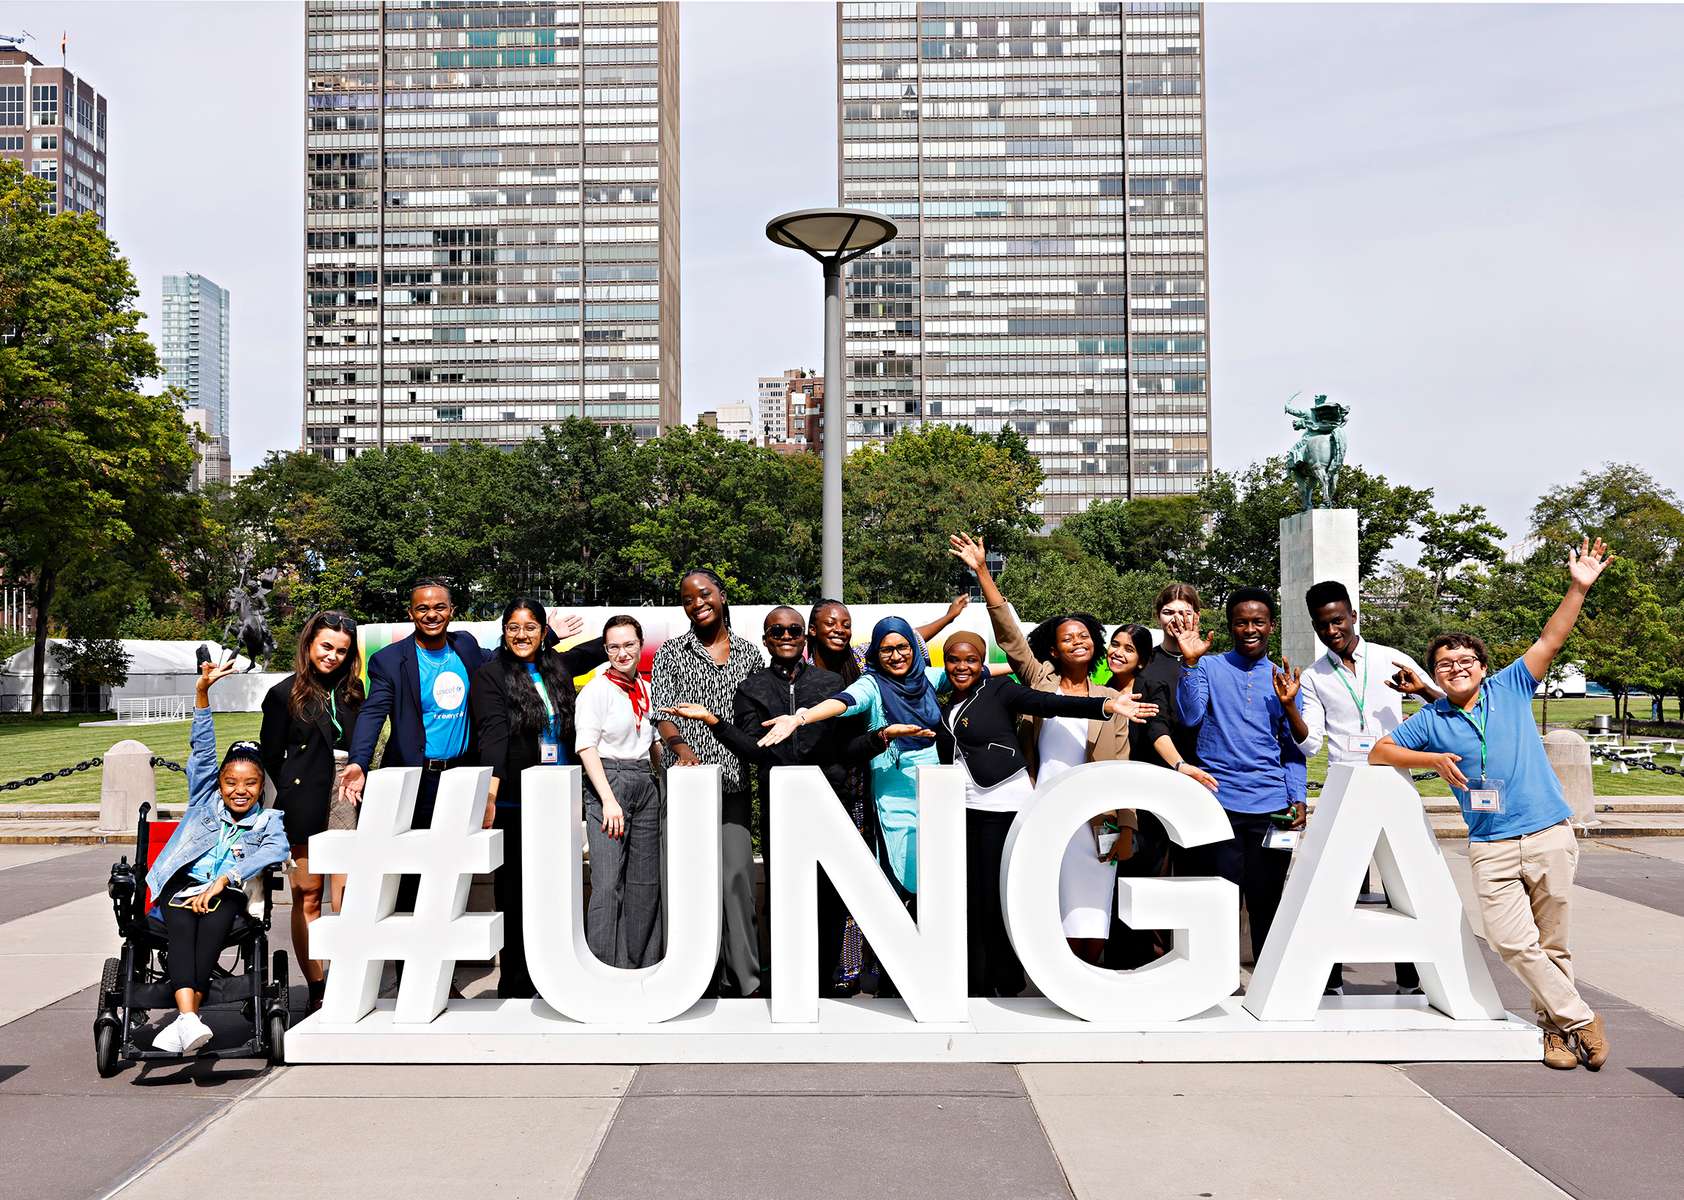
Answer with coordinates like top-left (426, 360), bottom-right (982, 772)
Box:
top-left (1391, 657), bottom-right (1571, 842)
top-left (417, 644), bottom-right (470, 761)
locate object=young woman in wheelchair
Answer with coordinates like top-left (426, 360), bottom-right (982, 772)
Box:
top-left (144, 660), bottom-right (290, 1055)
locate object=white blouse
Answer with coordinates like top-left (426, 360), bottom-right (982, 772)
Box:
top-left (574, 672), bottom-right (655, 761)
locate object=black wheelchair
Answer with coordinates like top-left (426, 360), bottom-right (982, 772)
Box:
top-left (94, 801), bottom-right (290, 1077)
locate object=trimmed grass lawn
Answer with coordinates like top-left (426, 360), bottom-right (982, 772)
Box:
top-left (4, 696), bottom-right (1681, 806)
top-left (0, 712), bottom-right (265, 807)
top-left (1304, 696), bottom-right (1684, 797)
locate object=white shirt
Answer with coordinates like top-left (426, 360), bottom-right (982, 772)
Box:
top-left (1296, 638), bottom-right (1431, 770)
top-left (574, 672), bottom-right (655, 761)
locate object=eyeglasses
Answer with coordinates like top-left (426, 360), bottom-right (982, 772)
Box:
top-left (879, 644), bottom-right (914, 659)
top-left (504, 623), bottom-right (543, 636)
top-left (765, 623), bottom-right (806, 639)
top-left (1434, 656), bottom-right (1482, 674)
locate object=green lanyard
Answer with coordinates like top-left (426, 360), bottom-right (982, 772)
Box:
top-left (328, 692), bottom-right (343, 740)
top-left (1328, 645), bottom-right (1370, 731)
top-left (1452, 688), bottom-right (1490, 781)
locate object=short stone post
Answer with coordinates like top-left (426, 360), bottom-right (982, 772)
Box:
top-left (1543, 729), bottom-right (1595, 828)
top-left (98, 740), bottom-right (156, 834)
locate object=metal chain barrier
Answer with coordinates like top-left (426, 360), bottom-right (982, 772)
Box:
top-left (0, 756), bottom-right (103, 791)
top-left (1586, 742), bottom-right (1681, 776)
top-left (0, 753), bottom-right (184, 792)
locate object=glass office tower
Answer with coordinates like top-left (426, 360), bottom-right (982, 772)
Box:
top-left (838, 1), bottom-right (1209, 519)
top-left (162, 273), bottom-right (233, 488)
top-left (303, 1), bottom-right (681, 461)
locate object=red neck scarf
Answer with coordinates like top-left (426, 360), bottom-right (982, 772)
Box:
top-left (606, 668), bottom-right (649, 728)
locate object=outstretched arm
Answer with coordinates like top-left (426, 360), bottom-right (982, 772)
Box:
top-left (759, 697), bottom-right (850, 747)
top-left (916, 595), bottom-right (971, 644)
top-left (1524, 537), bottom-right (1612, 681)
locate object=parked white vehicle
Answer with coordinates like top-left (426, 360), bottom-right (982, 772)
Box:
top-left (1535, 663), bottom-right (1588, 699)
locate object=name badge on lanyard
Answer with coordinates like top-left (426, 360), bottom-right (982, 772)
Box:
top-left (1342, 733), bottom-right (1377, 754)
top-left (1454, 689), bottom-right (1500, 814)
top-left (532, 668), bottom-right (561, 764)
top-left (1264, 828), bottom-right (1300, 851)
top-left (1468, 779), bottom-right (1505, 814)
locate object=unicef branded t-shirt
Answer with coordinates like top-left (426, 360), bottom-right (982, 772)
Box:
top-left (417, 643), bottom-right (470, 761)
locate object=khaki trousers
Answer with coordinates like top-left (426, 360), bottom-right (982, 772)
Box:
top-left (1467, 821), bottom-right (1594, 1032)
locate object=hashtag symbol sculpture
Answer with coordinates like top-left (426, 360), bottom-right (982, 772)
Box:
top-left (308, 766), bottom-right (503, 1025)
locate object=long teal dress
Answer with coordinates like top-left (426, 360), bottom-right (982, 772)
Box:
top-left (836, 667), bottom-right (945, 893)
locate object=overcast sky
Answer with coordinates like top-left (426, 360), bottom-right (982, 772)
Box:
top-left (10, 1), bottom-right (1682, 547)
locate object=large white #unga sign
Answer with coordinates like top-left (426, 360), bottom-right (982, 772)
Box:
top-left (289, 762), bottom-right (1541, 1063)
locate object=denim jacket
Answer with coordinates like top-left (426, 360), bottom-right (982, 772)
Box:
top-left (146, 707), bottom-right (291, 904)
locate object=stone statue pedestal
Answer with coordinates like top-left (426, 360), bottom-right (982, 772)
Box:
top-left (1280, 509), bottom-right (1359, 670)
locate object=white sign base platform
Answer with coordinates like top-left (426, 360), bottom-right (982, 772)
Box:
top-left (286, 995), bottom-right (1540, 1065)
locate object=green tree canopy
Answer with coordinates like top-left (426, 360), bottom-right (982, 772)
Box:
top-left (0, 160), bottom-right (199, 712)
top-left (843, 425), bottom-right (1044, 603)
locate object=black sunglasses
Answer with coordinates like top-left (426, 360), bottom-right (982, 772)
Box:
top-left (765, 623), bottom-right (806, 639)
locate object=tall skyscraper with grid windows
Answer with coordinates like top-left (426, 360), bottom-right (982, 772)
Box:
top-left (838, 1), bottom-right (1209, 519)
top-left (303, 2), bottom-right (680, 462)
top-left (162, 273), bottom-right (232, 489)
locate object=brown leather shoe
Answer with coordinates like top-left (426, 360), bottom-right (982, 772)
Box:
top-left (1576, 1014), bottom-right (1610, 1071)
top-left (1542, 1027), bottom-right (1578, 1070)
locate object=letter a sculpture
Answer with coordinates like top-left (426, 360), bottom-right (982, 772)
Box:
top-left (1285, 393), bottom-right (1350, 511)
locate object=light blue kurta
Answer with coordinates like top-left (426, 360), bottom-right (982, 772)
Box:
top-left (837, 668), bottom-right (944, 893)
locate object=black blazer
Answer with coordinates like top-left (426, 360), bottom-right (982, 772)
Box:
top-left (348, 629), bottom-right (491, 771)
top-left (706, 661), bottom-right (879, 802)
top-left (259, 673), bottom-right (362, 845)
top-left (937, 675), bottom-right (1109, 789)
top-left (470, 641), bottom-right (609, 809)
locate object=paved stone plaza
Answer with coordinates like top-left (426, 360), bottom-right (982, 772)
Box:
top-left (2, 838), bottom-right (1681, 1199)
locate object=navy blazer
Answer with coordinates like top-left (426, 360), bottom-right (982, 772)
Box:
top-left (348, 629), bottom-right (491, 771)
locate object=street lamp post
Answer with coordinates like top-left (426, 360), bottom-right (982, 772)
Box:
top-left (766, 208), bottom-right (898, 601)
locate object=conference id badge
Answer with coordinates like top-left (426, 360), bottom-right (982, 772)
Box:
top-left (1342, 734), bottom-right (1378, 755)
top-left (1468, 779), bottom-right (1505, 814)
top-left (539, 736), bottom-right (560, 765)
top-left (1264, 828), bottom-right (1300, 852)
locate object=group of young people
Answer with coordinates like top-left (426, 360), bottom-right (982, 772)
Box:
top-left (145, 534), bottom-right (1615, 1072)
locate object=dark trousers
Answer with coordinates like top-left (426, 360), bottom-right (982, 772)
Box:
top-left (492, 805), bottom-right (531, 998)
top-left (161, 870), bottom-right (241, 994)
top-left (393, 767), bottom-right (445, 915)
top-left (1182, 810), bottom-right (1292, 965)
top-left (714, 789), bottom-right (761, 997)
top-left (966, 809), bottom-right (1025, 998)
top-left (1328, 869), bottom-right (1420, 992)
top-left (1105, 812), bottom-right (1171, 970)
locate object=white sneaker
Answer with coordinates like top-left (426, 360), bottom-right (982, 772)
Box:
top-left (153, 1015), bottom-right (188, 1055)
top-left (178, 1012), bottom-right (214, 1054)
top-left (1396, 985), bottom-right (1424, 996)
top-left (1324, 986), bottom-right (1345, 997)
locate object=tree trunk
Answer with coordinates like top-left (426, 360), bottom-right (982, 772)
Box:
top-left (28, 568), bottom-right (55, 717)
top-left (1540, 693), bottom-right (1549, 734)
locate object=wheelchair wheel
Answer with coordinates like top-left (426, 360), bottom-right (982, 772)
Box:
top-left (267, 1012), bottom-right (287, 1066)
top-left (272, 950), bottom-right (290, 1012)
top-left (98, 957), bottom-right (122, 1007)
top-left (95, 1021), bottom-right (120, 1078)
